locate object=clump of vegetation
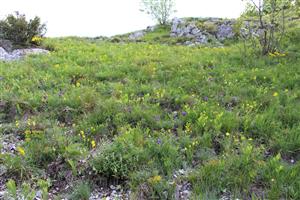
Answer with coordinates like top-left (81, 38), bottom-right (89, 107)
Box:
top-left (70, 182), bottom-right (91, 200)
top-left (240, 0), bottom-right (293, 55)
top-left (202, 21), bottom-right (218, 34)
top-left (0, 12), bottom-right (46, 47)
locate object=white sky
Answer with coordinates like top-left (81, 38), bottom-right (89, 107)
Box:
top-left (1, 0), bottom-right (246, 37)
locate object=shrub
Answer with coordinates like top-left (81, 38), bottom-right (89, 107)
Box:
top-left (70, 182), bottom-right (91, 200)
top-left (91, 128), bottom-right (145, 178)
top-left (241, 0), bottom-right (289, 55)
top-left (0, 12), bottom-right (46, 47)
top-left (203, 21), bottom-right (218, 34)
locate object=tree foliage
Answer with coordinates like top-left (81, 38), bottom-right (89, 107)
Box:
top-left (140, 0), bottom-right (176, 25)
top-left (241, 0), bottom-right (290, 55)
top-left (0, 12), bottom-right (46, 47)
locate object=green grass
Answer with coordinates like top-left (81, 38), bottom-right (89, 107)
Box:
top-left (0, 22), bottom-right (300, 199)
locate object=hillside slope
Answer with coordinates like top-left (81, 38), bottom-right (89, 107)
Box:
top-left (1, 14), bottom-right (300, 200)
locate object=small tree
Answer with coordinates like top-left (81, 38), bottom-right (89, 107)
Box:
top-left (0, 12), bottom-right (46, 47)
top-left (140, 0), bottom-right (176, 25)
top-left (241, 0), bottom-right (289, 55)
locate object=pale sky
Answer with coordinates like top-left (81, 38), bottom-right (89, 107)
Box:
top-left (1, 0), bottom-right (246, 37)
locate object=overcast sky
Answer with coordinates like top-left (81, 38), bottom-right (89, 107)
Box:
top-left (1, 0), bottom-right (246, 37)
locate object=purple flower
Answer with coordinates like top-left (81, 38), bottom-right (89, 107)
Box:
top-left (157, 138), bottom-right (162, 145)
top-left (182, 111), bottom-right (187, 116)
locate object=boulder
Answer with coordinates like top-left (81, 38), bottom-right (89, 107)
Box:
top-left (171, 18), bottom-right (184, 33)
top-left (216, 22), bottom-right (235, 41)
top-left (170, 18), bottom-right (209, 45)
top-left (196, 34), bottom-right (208, 44)
top-left (0, 39), bottom-right (13, 52)
top-left (0, 47), bottom-right (10, 60)
top-left (0, 47), bottom-right (49, 61)
top-left (128, 31), bottom-right (145, 40)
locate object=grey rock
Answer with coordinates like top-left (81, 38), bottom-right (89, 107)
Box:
top-left (0, 39), bottom-right (13, 52)
top-left (171, 17), bottom-right (185, 33)
top-left (217, 23), bottom-right (235, 41)
top-left (170, 18), bottom-right (210, 45)
top-left (0, 47), bottom-right (49, 61)
top-left (0, 47), bottom-right (10, 60)
top-left (146, 25), bottom-right (156, 32)
top-left (196, 34), bottom-right (208, 44)
top-left (191, 27), bottom-right (201, 35)
top-left (184, 41), bottom-right (194, 46)
top-left (0, 191), bottom-right (6, 199)
top-left (35, 190), bottom-right (42, 200)
top-left (128, 31), bottom-right (145, 40)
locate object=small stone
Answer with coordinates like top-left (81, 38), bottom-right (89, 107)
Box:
top-left (291, 159), bottom-right (295, 164)
top-left (35, 190), bottom-right (42, 199)
top-left (110, 185), bottom-right (115, 190)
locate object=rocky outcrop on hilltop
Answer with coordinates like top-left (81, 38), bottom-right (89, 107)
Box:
top-left (123, 17), bottom-right (239, 46)
top-left (170, 17), bottom-right (236, 46)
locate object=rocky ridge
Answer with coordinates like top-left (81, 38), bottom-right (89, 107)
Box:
top-left (126, 17), bottom-right (238, 46)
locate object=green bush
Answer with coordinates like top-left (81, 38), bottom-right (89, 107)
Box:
top-left (0, 12), bottom-right (46, 47)
top-left (203, 21), bottom-right (218, 34)
top-left (91, 128), bottom-right (145, 178)
top-left (70, 182), bottom-right (91, 200)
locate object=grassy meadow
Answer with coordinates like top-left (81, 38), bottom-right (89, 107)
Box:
top-left (1, 21), bottom-right (300, 199)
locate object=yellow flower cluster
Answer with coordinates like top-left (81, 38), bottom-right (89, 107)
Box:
top-left (184, 140), bottom-right (199, 151)
top-left (148, 175), bottom-right (162, 184)
top-left (80, 130), bottom-right (85, 139)
top-left (268, 51), bottom-right (286, 57)
top-left (91, 140), bottom-right (96, 148)
top-left (31, 36), bottom-right (43, 43)
top-left (79, 130), bottom-right (97, 148)
top-left (184, 122), bottom-right (192, 134)
top-left (17, 147), bottom-right (25, 156)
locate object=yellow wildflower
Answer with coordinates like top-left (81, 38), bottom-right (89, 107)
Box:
top-left (17, 147), bottom-right (25, 156)
top-left (76, 82), bottom-right (81, 87)
top-left (225, 132), bottom-right (230, 137)
top-left (15, 120), bottom-right (19, 128)
top-left (91, 140), bottom-right (96, 148)
top-left (273, 92), bottom-right (279, 97)
top-left (31, 36), bottom-right (42, 43)
top-left (269, 52), bottom-right (275, 57)
top-left (149, 175), bottom-right (162, 184)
